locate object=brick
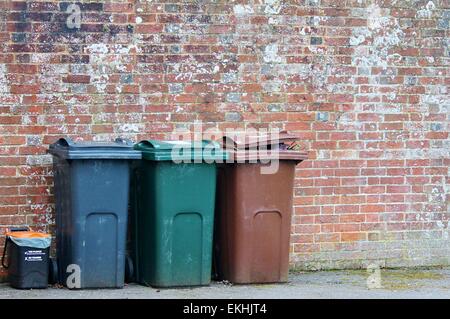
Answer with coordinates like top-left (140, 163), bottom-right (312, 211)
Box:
top-left (63, 75), bottom-right (91, 83)
top-left (296, 206), bottom-right (321, 215)
top-left (315, 233), bottom-right (340, 243)
top-left (341, 232), bottom-right (366, 242)
top-left (335, 205), bottom-right (359, 214)
top-left (294, 225), bottom-right (321, 234)
top-left (291, 234), bottom-right (314, 244)
top-left (293, 243), bottom-right (320, 253)
top-left (104, 3), bottom-right (133, 12)
top-left (0, 116), bottom-right (22, 125)
top-left (316, 215), bottom-right (339, 224)
top-left (9, 85), bottom-right (40, 94)
top-left (340, 195), bottom-right (366, 203)
top-left (135, 24), bottom-right (164, 34)
top-left (339, 214), bottom-right (365, 223)
top-left (59, 2), bottom-right (103, 11)
top-left (361, 205), bottom-right (385, 213)
top-left (7, 64), bottom-right (37, 74)
top-left (335, 169), bottom-right (359, 176)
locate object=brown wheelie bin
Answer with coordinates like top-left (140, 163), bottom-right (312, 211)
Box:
top-left (214, 131), bottom-right (307, 284)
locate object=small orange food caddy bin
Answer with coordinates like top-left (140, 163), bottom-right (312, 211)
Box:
top-left (2, 227), bottom-right (51, 289)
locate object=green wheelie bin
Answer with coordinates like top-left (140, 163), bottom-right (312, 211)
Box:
top-left (130, 140), bottom-right (227, 287)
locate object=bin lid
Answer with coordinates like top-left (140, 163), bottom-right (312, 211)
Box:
top-left (6, 231), bottom-right (50, 239)
top-left (134, 140), bottom-right (228, 161)
top-left (48, 137), bottom-right (142, 160)
top-left (6, 231), bottom-right (51, 249)
top-left (219, 131), bottom-right (308, 162)
top-left (228, 150), bottom-right (308, 162)
top-left (222, 131), bottom-right (301, 150)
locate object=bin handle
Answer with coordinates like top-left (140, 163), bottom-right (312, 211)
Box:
top-left (55, 137), bottom-right (75, 148)
top-left (136, 140), bottom-right (155, 148)
top-left (2, 226), bottom-right (31, 269)
top-left (2, 237), bottom-right (10, 269)
top-left (7, 226), bottom-right (30, 233)
top-left (115, 138), bottom-right (134, 146)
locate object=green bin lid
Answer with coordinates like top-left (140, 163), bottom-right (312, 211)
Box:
top-left (134, 139), bottom-right (228, 162)
top-left (48, 137), bottom-right (142, 160)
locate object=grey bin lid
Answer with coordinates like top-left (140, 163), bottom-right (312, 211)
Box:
top-left (48, 137), bottom-right (142, 160)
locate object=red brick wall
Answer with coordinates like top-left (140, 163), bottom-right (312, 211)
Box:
top-left (0, 0), bottom-right (449, 277)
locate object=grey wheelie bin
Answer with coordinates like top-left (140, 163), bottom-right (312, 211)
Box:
top-left (48, 138), bottom-right (141, 289)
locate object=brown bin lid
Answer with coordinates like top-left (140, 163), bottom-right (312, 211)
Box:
top-left (219, 130), bottom-right (308, 162)
top-left (228, 150), bottom-right (308, 161)
top-left (221, 130), bottom-right (300, 150)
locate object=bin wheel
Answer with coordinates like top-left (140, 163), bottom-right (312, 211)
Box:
top-left (48, 257), bottom-right (59, 285)
top-left (125, 255), bottom-right (134, 283)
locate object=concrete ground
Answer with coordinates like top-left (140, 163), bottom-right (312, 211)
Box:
top-left (1, 267), bottom-right (450, 299)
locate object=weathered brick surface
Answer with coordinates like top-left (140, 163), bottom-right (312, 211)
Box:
top-left (0, 0), bottom-right (449, 277)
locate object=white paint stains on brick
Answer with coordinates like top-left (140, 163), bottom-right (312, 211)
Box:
top-left (118, 123), bottom-right (143, 133)
top-left (181, 61), bottom-right (216, 75)
top-left (264, 0), bottom-right (282, 15)
top-left (0, 64), bottom-right (8, 93)
top-left (299, 26), bottom-right (310, 35)
top-left (26, 155), bottom-right (53, 166)
top-left (421, 94), bottom-right (447, 106)
top-left (175, 73), bottom-right (193, 81)
top-left (428, 186), bottom-right (445, 203)
top-left (233, 4), bottom-right (254, 16)
top-left (135, 16), bottom-right (143, 24)
top-left (351, 4), bottom-right (404, 69)
top-left (90, 74), bottom-right (109, 93)
top-left (30, 54), bottom-right (53, 64)
top-left (337, 112), bottom-right (363, 131)
top-left (310, 16), bottom-right (323, 27)
top-left (349, 34), bottom-right (365, 46)
top-left (22, 115), bottom-right (33, 125)
top-left (263, 43), bottom-right (284, 63)
top-left (85, 43), bottom-right (135, 93)
top-left (367, 4), bottom-right (388, 29)
top-left (30, 204), bottom-right (55, 226)
top-left (38, 64), bottom-right (69, 94)
top-left (113, 44), bottom-right (137, 55)
top-left (85, 42), bottom-right (109, 55)
top-left (268, 16), bottom-right (282, 24)
top-left (416, 1), bottom-right (436, 19)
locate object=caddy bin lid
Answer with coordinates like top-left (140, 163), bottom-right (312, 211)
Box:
top-left (48, 137), bottom-right (142, 160)
top-left (6, 231), bottom-right (51, 249)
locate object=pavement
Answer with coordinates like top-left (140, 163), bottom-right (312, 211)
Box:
top-left (1, 267), bottom-right (450, 299)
